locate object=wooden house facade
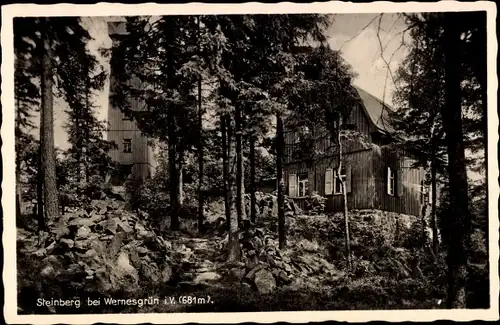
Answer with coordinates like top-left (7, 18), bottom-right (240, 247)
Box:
top-left (107, 22), bottom-right (156, 184)
top-left (284, 86), bottom-right (426, 216)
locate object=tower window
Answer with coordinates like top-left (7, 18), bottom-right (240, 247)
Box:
top-left (123, 139), bottom-right (132, 153)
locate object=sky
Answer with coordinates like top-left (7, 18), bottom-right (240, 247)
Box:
top-left (42, 14), bottom-right (409, 151)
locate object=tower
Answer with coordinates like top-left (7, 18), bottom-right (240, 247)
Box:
top-left (107, 22), bottom-right (156, 185)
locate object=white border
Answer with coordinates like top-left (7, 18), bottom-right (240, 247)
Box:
top-left (2, 2), bottom-right (498, 324)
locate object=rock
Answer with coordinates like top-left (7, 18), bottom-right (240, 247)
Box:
top-left (277, 269), bottom-right (291, 285)
top-left (69, 218), bottom-right (95, 227)
top-left (108, 232), bottom-right (124, 259)
top-left (136, 246), bottom-right (148, 255)
top-left (161, 264), bottom-right (172, 283)
top-left (89, 212), bottom-right (106, 223)
top-left (77, 225), bottom-right (92, 239)
top-left (106, 218), bottom-right (118, 235)
top-left (253, 269), bottom-right (276, 294)
top-left (228, 267), bottom-right (246, 282)
top-left (91, 200), bottom-right (108, 215)
top-left (118, 221), bottom-right (133, 233)
top-left (245, 265), bottom-right (264, 280)
top-left (32, 248), bottom-right (47, 257)
top-left (45, 241), bottom-right (57, 254)
top-left (85, 248), bottom-right (98, 260)
top-left (193, 271), bottom-right (221, 284)
top-left (74, 239), bottom-right (90, 251)
top-left (116, 251), bottom-right (139, 282)
top-left (246, 254), bottom-right (259, 271)
top-left (129, 247), bottom-right (141, 269)
top-left (141, 262), bottom-right (160, 283)
top-left (40, 264), bottom-right (56, 279)
top-left (60, 238), bottom-right (74, 249)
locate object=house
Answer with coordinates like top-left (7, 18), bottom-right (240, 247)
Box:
top-left (106, 22), bottom-right (156, 185)
top-left (284, 86), bottom-right (427, 216)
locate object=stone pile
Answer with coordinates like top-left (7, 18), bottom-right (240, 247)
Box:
top-left (19, 198), bottom-right (173, 296)
top-left (221, 222), bottom-right (346, 294)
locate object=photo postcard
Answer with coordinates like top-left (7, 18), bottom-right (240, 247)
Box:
top-left (1, 1), bottom-right (498, 323)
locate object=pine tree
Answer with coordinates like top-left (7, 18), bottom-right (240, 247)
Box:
top-left (14, 16), bottom-right (105, 226)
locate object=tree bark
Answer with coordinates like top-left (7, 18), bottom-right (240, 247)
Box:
top-left (221, 115), bottom-right (231, 224)
top-left (227, 115), bottom-right (240, 262)
top-left (168, 113), bottom-right (180, 231)
top-left (40, 18), bottom-right (60, 221)
top-left (37, 144), bottom-right (46, 231)
top-left (235, 102), bottom-right (246, 224)
top-left (442, 12), bottom-right (471, 309)
top-left (15, 100), bottom-right (22, 219)
top-left (250, 136), bottom-right (257, 223)
top-left (197, 75), bottom-right (204, 232)
top-left (431, 153), bottom-right (439, 255)
top-left (178, 151), bottom-right (184, 206)
top-left (276, 113), bottom-right (286, 249)
top-left (336, 117), bottom-right (352, 271)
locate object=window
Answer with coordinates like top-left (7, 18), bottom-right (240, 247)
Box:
top-left (123, 139), bottom-right (132, 153)
top-left (325, 168), bottom-right (333, 195)
top-left (288, 174), bottom-right (297, 198)
top-left (298, 174), bottom-right (308, 197)
top-left (333, 167), bottom-right (346, 194)
top-left (387, 167), bottom-right (396, 196)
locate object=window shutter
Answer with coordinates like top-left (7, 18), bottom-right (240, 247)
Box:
top-left (325, 169), bottom-right (333, 195)
top-left (288, 174), bottom-right (297, 198)
top-left (346, 165), bottom-right (352, 193)
top-left (386, 167), bottom-right (391, 195)
top-left (396, 169), bottom-right (404, 197)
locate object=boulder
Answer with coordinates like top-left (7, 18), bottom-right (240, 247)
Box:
top-left (193, 271), bottom-right (221, 284)
top-left (161, 263), bottom-right (172, 283)
top-left (253, 269), bottom-right (276, 294)
top-left (76, 225), bottom-right (92, 239)
top-left (227, 267), bottom-right (246, 282)
top-left (60, 238), bottom-right (74, 249)
top-left (116, 251), bottom-right (139, 283)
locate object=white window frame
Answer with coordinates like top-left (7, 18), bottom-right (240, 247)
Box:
top-left (298, 174), bottom-right (308, 197)
top-left (288, 174), bottom-right (297, 198)
top-left (123, 138), bottom-right (132, 153)
top-left (387, 167), bottom-right (395, 196)
top-left (333, 168), bottom-right (346, 195)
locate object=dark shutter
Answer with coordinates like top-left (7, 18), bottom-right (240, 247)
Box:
top-left (346, 165), bottom-right (352, 193)
top-left (384, 166), bottom-right (390, 195)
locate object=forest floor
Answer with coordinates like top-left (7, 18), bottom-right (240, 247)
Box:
top-left (16, 192), bottom-right (488, 314)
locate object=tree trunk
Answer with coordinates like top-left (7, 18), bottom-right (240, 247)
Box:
top-left (168, 114), bottom-right (180, 231)
top-left (197, 76), bottom-right (204, 232)
top-left (221, 115), bottom-right (231, 224)
top-left (336, 117), bottom-right (352, 271)
top-left (227, 115), bottom-right (240, 262)
top-left (431, 154), bottom-right (439, 255)
top-left (178, 151), bottom-right (184, 206)
top-left (40, 18), bottom-right (59, 221)
top-left (16, 165), bottom-right (22, 218)
top-left (84, 76), bottom-right (90, 183)
top-left (276, 113), bottom-right (286, 249)
top-left (442, 12), bottom-right (471, 309)
top-left (15, 102), bottom-right (22, 219)
top-left (250, 136), bottom-right (257, 223)
top-left (36, 143), bottom-right (46, 231)
top-left (235, 103), bottom-right (246, 224)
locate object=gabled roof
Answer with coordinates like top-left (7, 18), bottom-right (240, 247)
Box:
top-left (354, 86), bottom-right (395, 134)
